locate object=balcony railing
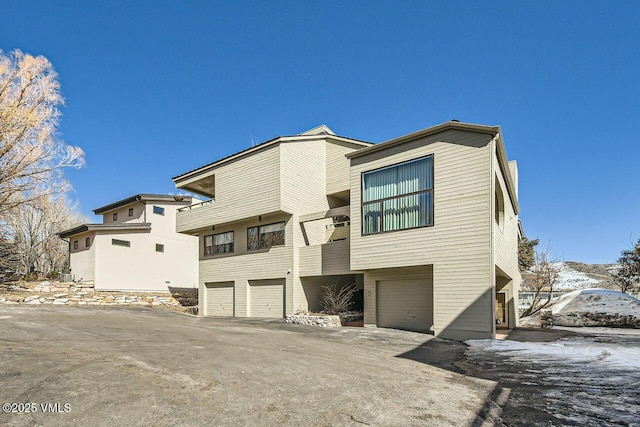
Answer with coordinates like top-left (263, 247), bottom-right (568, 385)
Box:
top-left (178, 198), bottom-right (214, 212)
top-left (299, 239), bottom-right (353, 276)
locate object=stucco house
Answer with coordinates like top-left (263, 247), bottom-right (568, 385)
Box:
top-left (173, 121), bottom-right (521, 340)
top-left (58, 194), bottom-right (199, 292)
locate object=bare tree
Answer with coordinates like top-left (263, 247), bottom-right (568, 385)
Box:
top-left (1, 195), bottom-right (87, 279)
top-left (0, 49), bottom-right (84, 215)
top-left (522, 247), bottom-right (561, 317)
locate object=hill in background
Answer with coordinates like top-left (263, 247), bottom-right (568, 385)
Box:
top-left (522, 261), bottom-right (617, 291)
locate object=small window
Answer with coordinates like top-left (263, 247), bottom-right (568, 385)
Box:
top-left (73, 240), bottom-right (78, 250)
top-left (85, 237), bottom-right (91, 247)
top-left (128, 208), bottom-right (134, 217)
top-left (112, 239), bottom-right (130, 247)
top-left (247, 222), bottom-right (285, 250)
top-left (204, 231), bottom-right (234, 256)
top-left (153, 206), bottom-right (165, 215)
top-left (495, 177), bottom-right (505, 230)
top-left (155, 244), bottom-right (164, 253)
top-left (112, 213), bottom-right (118, 221)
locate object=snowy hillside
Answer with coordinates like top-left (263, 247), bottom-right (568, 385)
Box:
top-left (552, 262), bottom-right (601, 290)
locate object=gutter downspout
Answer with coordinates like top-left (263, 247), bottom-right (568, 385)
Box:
top-left (136, 195), bottom-right (146, 223)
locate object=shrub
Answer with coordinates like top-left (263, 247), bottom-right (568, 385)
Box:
top-left (320, 282), bottom-right (357, 314)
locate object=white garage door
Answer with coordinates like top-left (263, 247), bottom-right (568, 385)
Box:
top-left (205, 282), bottom-right (234, 316)
top-left (377, 279), bottom-right (432, 332)
top-left (249, 279), bottom-right (284, 318)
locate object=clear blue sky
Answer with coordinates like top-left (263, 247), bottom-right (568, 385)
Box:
top-left (2, 1), bottom-right (638, 263)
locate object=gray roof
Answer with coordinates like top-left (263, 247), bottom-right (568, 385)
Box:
top-left (57, 223), bottom-right (152, 239)
top-left (93, 194), bottom-right (192, 214)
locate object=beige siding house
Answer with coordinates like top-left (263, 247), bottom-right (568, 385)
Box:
top-left (347, 122), bottom-right (521, 340)
top-left (173, 126), bottom-right (370, 317)
top-left (174, 121), bottom-right (521, 340)
top-left (58, 194), bottom-right (199, 292)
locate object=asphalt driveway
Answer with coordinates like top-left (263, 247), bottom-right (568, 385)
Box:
top-left (0, 306), bottom-right (495, 427)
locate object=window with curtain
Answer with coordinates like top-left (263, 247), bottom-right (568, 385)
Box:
top-left (362, 156), bottom-right (433, 234)
top-left (247, 221), bottom-right (285, 250)
top-left (204, 231), bottom-right (234, 256)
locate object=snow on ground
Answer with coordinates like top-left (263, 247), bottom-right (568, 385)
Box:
top-left (520, 288), bottom-right (640, 328)
top-left (465, 334), bottom-right (640, 426)
top-left (552, 262), bottom-right (601, 290)
top-left (466, 337), bottom-right (640, 370)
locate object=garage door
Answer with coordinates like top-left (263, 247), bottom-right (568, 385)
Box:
top-left (377, 279), bottom-right (432, 332)
top-left (249, 279), bottom-right (284, 318)
top-left (205, 282), bottom-right (234, 316)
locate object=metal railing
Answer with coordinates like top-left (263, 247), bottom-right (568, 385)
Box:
top-left (177, 198), bottom-right (214, 212)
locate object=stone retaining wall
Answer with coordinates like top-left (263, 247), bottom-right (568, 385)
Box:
top-left (1, 281), bottom-right (185, 309)
top-left (1, 293), bottom-right (181, 307)
top-left (285, 314), bottom-right (342, 328)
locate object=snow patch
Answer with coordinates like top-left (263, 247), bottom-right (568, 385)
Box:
top-left (551, 262), bottom-right (601, 290)
top-left (520, 289), bottom-right (640, 328)
top-left (466, 338), bottom-right (640, 370)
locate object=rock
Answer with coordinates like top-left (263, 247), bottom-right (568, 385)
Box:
top-left (53, 298), bottom-right (69, 304)
top-left (26, 299), bottom-right (41, 304)
top-left (53, 293), bottom-right (68, 298)
top-left (132, 301), bottom-right (150, 306)
top-left (24, 295), bottom-right (40, 302)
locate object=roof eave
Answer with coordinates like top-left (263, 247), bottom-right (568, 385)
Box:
top-left (346, 121), bottom-right (500, 160)
top-left (172, 133), bottom-right (373, 184)
top-left (93, 194), bottom-right (192, 214)
top-left (57, 223), bottom-right (153, 238)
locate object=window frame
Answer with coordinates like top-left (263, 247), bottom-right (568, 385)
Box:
top-left (155, 243), bottom-right (164, 253)
top-left (247, 221), bottom-right (286, 251)
top-left (203, 231), bottom-right (234, 256)
top-left (112, 239), bottom-right (130, 247)
top-left (495, 177), bottom-right (505, 232)
top-left (73, 240), bottom-right (78, 250)
top-left (360, 155), bottom-right (435, 236)
top-left (85, 237), bottom-right (91, 247)
top-left (128, 208), bottom-right (134, 217)
top-left (153, 205), bottom-right (165, 216)
top-left (112, 213), bottom-right (118, 221)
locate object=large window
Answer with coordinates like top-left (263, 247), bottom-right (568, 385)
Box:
top-left (204, 231), bottom-right (234, 256)
top-left (247, 222), bottom-right (285, 250)
top-left (362, 156), bottom-right (433, 235)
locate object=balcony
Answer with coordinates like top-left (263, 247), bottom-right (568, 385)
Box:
top-left (178, 198), bottom-right (214, 212)
top-left (299, 239), bottom-right (352, 277)
top-left (176, 199), bottom-right (215, 233)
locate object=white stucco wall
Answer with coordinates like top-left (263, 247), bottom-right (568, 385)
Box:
top-left (68, 231), bottom-right (96, 282)
top-left (90, 200), bottom-right (198, 292)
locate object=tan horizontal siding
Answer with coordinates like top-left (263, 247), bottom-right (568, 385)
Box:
top-left (197, 215), bottom-right (293, 317)
top-left (493, 149), bottom-right (520, 282)
top-left (177, 145), bottom-right (282, 233)
top-left (326, 141), bottom-right (357, 194)
top-left (352, 129), bottom-right (494, 339)
top-left (299, 239), bottom-right (352, 276)
top-left (280, 140), bottom-right (329, 215)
